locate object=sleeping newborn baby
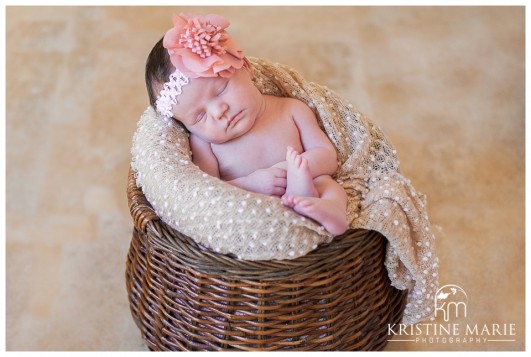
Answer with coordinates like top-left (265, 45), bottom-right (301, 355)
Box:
top-left (145, 13), bottom-right (347, 235)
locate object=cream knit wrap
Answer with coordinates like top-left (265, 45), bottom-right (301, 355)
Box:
top-left (131, 57), bottom-right (439, 325)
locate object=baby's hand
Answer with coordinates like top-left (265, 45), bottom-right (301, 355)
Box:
top-left (245, 167), bottom-right (287, 197)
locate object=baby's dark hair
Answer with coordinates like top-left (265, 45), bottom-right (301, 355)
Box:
top-left (145, 37), bottom-right (174, 108)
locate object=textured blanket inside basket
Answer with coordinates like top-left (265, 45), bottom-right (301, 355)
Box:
top-left (131, 57), bottom-right (439, 324)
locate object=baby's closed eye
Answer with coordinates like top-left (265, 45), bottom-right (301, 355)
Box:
top-left (217, 80), bottom-right (229, 96)
top-left (194, 111), bottom-right (206, 124)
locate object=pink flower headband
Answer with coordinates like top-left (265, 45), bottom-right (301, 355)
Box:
top-left (156, 13), bottom-right (251, 118)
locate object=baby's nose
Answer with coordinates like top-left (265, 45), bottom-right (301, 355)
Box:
top-left (210, 102), bottom-right (229, 120)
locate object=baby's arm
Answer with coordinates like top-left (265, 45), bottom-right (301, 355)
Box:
top-left (290, 99), bottom-right (338, 177)
top-left (189, 134), bottom-right (220, 178)
top-left (229, 167), bottom-right (287, 196)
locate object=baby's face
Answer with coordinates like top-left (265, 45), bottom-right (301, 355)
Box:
top-left (171, 68), bottom-right (263, 144)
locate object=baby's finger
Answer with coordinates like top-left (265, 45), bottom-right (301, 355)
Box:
top-left (272, 186), bottom-right (286, 197)
top-left (274, 168), bottom-right (287, 178)
top-left (275, 177), bottom-right (287, 188)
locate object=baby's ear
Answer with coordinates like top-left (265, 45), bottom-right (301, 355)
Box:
top-left (242, 57), bottom-right (254, 80)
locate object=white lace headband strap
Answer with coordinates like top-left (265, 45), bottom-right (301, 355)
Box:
top-left (155, 68), bottom-right (189, 119)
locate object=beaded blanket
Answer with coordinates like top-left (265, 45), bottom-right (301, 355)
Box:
top-left (131, 57), bottom-right (439, 324)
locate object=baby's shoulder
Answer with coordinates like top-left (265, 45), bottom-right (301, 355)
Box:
top-left (277, 96), bottom-right (306, 107)
top-left (286, 98), bottom-right (317, 123)
top-left (272, 96), bottom-right (313, 116)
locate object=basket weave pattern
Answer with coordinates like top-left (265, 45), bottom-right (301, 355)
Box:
top-left (126, 169), bottom-right (407, 351)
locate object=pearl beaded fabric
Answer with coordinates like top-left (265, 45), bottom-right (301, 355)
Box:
top-left (130, 57), bottom-right (439, 325)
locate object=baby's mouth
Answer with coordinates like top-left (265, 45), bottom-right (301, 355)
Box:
top-left (227, 110), bottom-right (243, 127)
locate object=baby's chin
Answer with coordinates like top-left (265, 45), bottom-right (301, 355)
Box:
top-left (207, 133), bottom-right (234, 145)
top-left (211, 135), bottom-right (240, 145)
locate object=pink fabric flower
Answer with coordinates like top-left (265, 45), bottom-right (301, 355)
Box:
top-left (163, 13), bottom-right (250, 79)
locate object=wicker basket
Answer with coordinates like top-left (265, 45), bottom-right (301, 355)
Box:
top-left (125, 168), bottom-right (407, 351)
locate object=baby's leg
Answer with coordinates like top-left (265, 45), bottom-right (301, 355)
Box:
top-left (283, 176), bottom-right (348, 236)
top-left (283, 146), bottom-right (318, 198)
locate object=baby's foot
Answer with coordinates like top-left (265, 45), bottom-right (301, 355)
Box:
top-left (284, 146), bottom-right (318, 198)
top-left (283, 196), bottom-right (348, 236)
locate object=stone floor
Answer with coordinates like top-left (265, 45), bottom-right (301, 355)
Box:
top-left (5, 6), bottom-right (525, 351)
